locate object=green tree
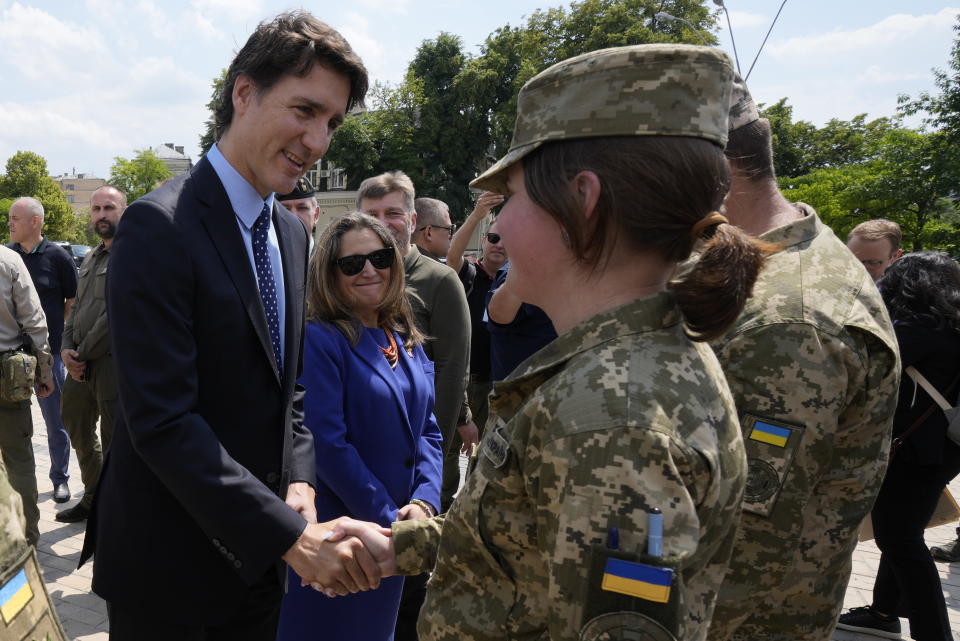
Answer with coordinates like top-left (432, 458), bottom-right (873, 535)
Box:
top-left (199, 69), bottom-right (227, 155)
top-left (780, 128), bottom-right (960, 251)
top-left (0, 151), bottom-right (84, 243)
top-left (109, 149), bottom-right (172, 202)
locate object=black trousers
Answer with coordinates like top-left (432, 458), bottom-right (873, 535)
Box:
top-left (107, 571), bottom-right (282, 641)
top-left (872, 446), bottom-right (960, 641)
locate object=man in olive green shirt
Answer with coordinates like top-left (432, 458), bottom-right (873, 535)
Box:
top-left (57, 185), bottom-right (126, 523)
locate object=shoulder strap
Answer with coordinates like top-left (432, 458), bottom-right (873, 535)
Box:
top-left (906, 366), bottom-right (955, 411)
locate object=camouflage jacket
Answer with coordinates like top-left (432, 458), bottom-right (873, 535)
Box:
top-left (393, 292), bottom-right (747, 641)
top-left (708, 206), bottom-right (900, 640)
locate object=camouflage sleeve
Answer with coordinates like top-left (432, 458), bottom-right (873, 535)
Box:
top-left (392, 514), bottom-right (446, 576)
top-left (535, 424), bottom-right (709, 640)
top-left (714, 323), bottom-right (898, 592)
top-left (0, 465), bottom-right (28, 574)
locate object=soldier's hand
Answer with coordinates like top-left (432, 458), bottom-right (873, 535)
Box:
top-left (35, 381), bottom-right (53, 398)
top-left (282, 518), bottom-right (381, 596)
top-left (397, 503), bottom-right (430, 521)
top-left (329, 519), bottom-right (396, 577)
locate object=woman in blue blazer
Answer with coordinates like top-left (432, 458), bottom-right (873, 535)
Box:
top-left (277, 213), bottom-right (443, 641)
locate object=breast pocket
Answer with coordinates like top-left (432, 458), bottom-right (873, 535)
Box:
top-left (94, 266), bottom-right (108, 300)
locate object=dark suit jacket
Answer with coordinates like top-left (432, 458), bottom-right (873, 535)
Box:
top-left (80, 157), bottom-right (314, 624)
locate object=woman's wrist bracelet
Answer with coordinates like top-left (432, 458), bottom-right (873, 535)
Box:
top-left (409, 498), bottom-right (436, 518)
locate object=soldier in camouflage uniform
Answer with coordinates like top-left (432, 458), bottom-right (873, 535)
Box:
top-left (332, 45), bottom-right (771, 641)
top-left (0, 460), bottom-right (67, 640)
top-left (706, 75), bottom-right (901, 641)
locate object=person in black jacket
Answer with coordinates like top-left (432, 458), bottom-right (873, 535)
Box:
top-left (838, 251), bottom-right (960, 640)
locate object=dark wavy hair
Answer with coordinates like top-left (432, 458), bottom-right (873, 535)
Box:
top-left (878, 251), bottom-right (960, 332)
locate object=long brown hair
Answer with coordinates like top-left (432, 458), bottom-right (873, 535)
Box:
top-left (307, 213), bottom-right (423, 348)
top-left (523, 136), bottom-right (770, 341)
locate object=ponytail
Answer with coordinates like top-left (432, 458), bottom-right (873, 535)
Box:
top-left (671, 223), bottom-right (774, 342)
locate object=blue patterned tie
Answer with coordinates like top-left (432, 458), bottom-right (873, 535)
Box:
top-left (253, 204), bottom-right (282, 374)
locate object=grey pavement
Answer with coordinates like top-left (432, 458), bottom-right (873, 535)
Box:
top-left (20, 400), bottom-right (960, 639)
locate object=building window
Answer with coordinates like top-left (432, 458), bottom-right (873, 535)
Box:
top-left (331, 168), bottom-right (347, 190)
top-left (65, 184), bottom-right (75, 190)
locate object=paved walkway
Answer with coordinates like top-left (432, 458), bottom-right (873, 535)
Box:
top-left (21, 402), bottom-right (960, 639)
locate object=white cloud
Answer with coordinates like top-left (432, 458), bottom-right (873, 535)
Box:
top-left (0, 3), bottom-right (105, 81)
top-left (337, 12), bottom-right (388, 81)
top-left (767, 8), bottom-right (959, 61)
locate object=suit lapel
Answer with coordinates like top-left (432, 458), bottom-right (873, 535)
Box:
top-left (354, 330), bottom-right (414, 438)
top-left (193, 158), bottom-right (280, 385)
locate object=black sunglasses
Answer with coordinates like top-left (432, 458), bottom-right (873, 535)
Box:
top-left (420, 223), bottom-right (457, 237)
top-left (335, 247), bottom-right (394, 276)
top-left (485, 232), bottom-right (501, 244)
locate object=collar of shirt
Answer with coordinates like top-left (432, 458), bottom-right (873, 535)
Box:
top-left (206, 142), bottom-right (275, 231)
top-left (12, 237), bottom-right (48, 255)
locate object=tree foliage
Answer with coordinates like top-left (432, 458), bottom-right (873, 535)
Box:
top-left (0, 151), bottom-right (85, 243)
top-left (108, 149), bottom-right (172, 203)
top-left (323, 0), bottom-right (717, 220)
top-left (199, 69), bottom-right (227, 155)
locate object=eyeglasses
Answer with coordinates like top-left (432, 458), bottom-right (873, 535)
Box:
top-left (420, 223), bottom-right (457, 237)
top-left (485, 232), bottom-right (501, 244)
top-left (335, 247), bottom-right (395, 276)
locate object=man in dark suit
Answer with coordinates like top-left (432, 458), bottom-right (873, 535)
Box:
top-left (79, 12), bottom-right (381, 639)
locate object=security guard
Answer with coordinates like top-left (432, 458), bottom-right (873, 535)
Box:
top-left (706, 76), bottom-right (900, 641)
top-left (57, 185), bottom-right (126, 523)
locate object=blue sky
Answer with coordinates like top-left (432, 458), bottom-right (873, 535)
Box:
top-left (0, 1), bottom-right (956, 178)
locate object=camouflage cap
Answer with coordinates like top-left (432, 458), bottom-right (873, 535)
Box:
top-left (277, 176), bottom-right (316, 201)
top-left (471, 44), bottom-right (735, 195)
top-left (728, 72), bottom-right (759, 132)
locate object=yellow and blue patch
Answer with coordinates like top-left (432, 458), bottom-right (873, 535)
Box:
top-left (601, 558), bottom-right (673, 604)
top-left (749, 421), bottom-right (791, 448)
top-left (0, 568), bottom-right (33, 623)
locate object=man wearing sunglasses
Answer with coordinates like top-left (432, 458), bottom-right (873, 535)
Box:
top-left (356, 172), bottom-right (471, 641)
top-left (412, 197), bottom-right (456, 262)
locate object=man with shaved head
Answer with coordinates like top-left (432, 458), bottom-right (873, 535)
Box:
top-left (7, 197), bottom-right (78, 504)
top-left (56, 185), bottom-right (126, 524)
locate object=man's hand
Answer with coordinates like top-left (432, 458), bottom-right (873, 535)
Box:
top-left (456, 421), bottom-right (479, 454)
top-left (35, 381), bottom-right (53, 398)
top-left (471, 192), bottom-right (505, 220)
top-left (61, 349), bottom-right (85, 381)
top-left (282, 518), bottom-right (382, 597)
top-left (285, 481), bottom-right (317, 524)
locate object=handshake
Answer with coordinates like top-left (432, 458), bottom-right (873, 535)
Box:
top-left (282, 517), bottom-right (398, 597)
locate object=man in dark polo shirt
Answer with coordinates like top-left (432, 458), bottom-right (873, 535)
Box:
top-left (7, 196), bottom-right (78, 503)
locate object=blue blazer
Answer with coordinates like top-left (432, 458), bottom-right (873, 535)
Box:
top-left (300, 321), bottom-right (442, 525)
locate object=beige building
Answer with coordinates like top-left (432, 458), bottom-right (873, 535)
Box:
top-left (152, 143), bottom-right (193, 177)
top-left (52, 172), bottom-right (106, 213)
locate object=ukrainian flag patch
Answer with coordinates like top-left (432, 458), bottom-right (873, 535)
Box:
top-left (601, 558), bottom-right (673, 603)
top-left (749, 421), bottom-right (791, 448)
top-left (0, 568), bottom-right (33, 623)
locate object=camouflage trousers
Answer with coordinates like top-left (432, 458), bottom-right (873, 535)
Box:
top-left (0, 400), bottom-right (39, 546)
